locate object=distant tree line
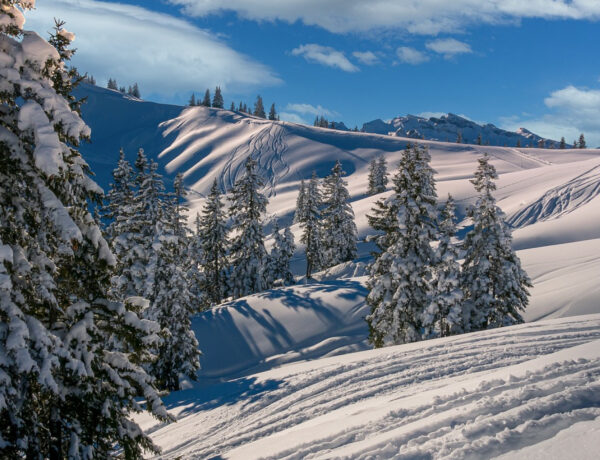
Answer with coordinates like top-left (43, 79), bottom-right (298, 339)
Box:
top-left (454, 131), bottom-right (588, 149)
top-left (107, 77), bottom-right (141, 98)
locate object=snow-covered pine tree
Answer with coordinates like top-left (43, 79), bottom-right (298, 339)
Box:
top-left (134, 157), bottom-right (167, 298)
top-left (300, 171), bottom-right (323, 279)
top-left (367, 155), bottom-right (388, 195)
top-left (103, 148), bottom-right (134, 242)
top-left (269, 221), bottom-right (296, 286)
top-left (366, 144), bottom-right (438, 347)
top-left (367, 146), bottom-right (411, 255)
top-left (367, 158), bottom-right (378, 195)
top-left (461, 154), bottom-right (531, 331)
top-left (294, 179), bottom-right (307, 224)
top-left (147, 173), bottom-right (200, 391)
top-left (422, 195), bottom-right (464, 338)
top-left (0, 7), bottom-right (169, 457)
top-left (228, 157), bottom-right (270, 298)
top-left (212, 86), bottom-right (224, 108)
top-left (197, 179), bottom-right (229, 306)
top-left (322, 160), bottom-right (357, 268)
top-left (254, 95), bottom-right (266, 118)
top-left (202, 88), bottom-right (211, 107)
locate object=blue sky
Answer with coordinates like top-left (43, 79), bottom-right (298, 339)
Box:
top-left (27, 0), bottom-right (600, 145)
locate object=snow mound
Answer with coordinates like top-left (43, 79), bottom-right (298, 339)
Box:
top-left (192, 278), bottom-right (369, 381)
top-left (139, 314), bottom-right (600, 459)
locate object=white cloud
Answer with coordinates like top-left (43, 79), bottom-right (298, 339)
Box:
top-left (500, 84), bottom-right (600, 147)
top-left (396, 46), bottom-right (429, 65)
top-left (285, 103), bottom-right (338, 117)
top-left (352, 51), bottom-right (378, 65)
top-left (167, 0), bottom-right (600, 35)
top-left (291, 44), bottom-right (359, 72)
top-left (426, 38), bottom-right (472, 58)
top-left (279, 112), bottom-right (309, 125)
top-left (25, 0), bottom-right (280, 100)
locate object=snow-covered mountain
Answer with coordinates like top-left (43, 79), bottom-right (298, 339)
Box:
top-left (362, 113), bottom-right (553, 147)
top-left (75, 83), bottom-right (600, 458)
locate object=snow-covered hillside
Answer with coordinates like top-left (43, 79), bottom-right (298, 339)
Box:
top-left (138, 314), bottom-right (600, 459)
top-left (362, 112), bottom-right (551, 147)
top-left (77, 85), bottom-right (600, 457)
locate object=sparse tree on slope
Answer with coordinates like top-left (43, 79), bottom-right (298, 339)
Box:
top-left (254, 95), bottom-right (266, 118)
top-left (212, 86), bottom-right (224, 108)
top-left (422, 195), bottom-right (464, 338)
top-left (461, 154), bottom-right (531, 331)
top-left (559, 137), bottom-right (566, 149)
top-left (131, 82), bottom-right (141, 98)
top-left (269, 221), bottom-right (296, 286)
top-left (366, 144), bottom-right (438, 347)
top-left (299, 172), bottom-right (323, 279)
top-left (322, 160), bottom-right (357, 268)
top-left (230, 101), bottom-right (235, 111)
top-left (189, 93), bottom-right (196, 106)
top-left (197, 179), bottom-right (229, 305)
top-left (0, 8), bottom-right (168, 457)
top-left (578, 133), bottom-right (586, 149)
top-left (107, 77), bottom-right (118, 89)
top-left (229, 157), bottom-right (270, 298)
top-left (268, 103), bottom-right (277, 120)
top-left (202, 88), bottom-right (211, 107)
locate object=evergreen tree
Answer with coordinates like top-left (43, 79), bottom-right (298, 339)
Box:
top-left (456, 132), bottom-right (462, 143)
top-left (366, 144), bottom-right (438, 347)
top-left (367, 156), bottom-right (388, 195)
top-left (229, 157), bottom-right (270, 298)
top-left (131, 82), bottom-right (141, 98)
top-left (107, 77), bottom-right (118, 90)
top-left (268, 222), bottom-right (296, 286)
top-left (476, 133), bottom-right (482, 145)
top-left (197, 179), bottom-right (229, 305)
top-left (0, 9), bottom-right (168, 457)
top-left (559, 136), bottom-right (566, 149)
top-left (230, 101), bottom-right (235, 111)
top-left (147, 174), bottom-right (200, 391)
top-left (322, 161), bottom-right (357, 267)
top-left (189, 93), bottom-right (196, 106)
top-left (422, 195), bottom-right (463, 338)
top-left (294, 179), bottom-right (307, 223)
top-left (461, 154), bottom-right (531, 331)
top-left (202, 88), bottom-right (211, 107)
top-left (268, 103), bottom-right (277, 120)
top-left (254, 95), bottom-right (266, 118)
top-left (212, 86), bottom-right (224, 108)
top-left (299, 172), bottom-right (323, 279)
top-left (578, 133), bottom-right (586, 148)
top-left (119, 86), bottom-right (126, 93)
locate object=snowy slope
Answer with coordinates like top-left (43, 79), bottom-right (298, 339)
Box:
top-left (138, 314), bottom-right (600, 459)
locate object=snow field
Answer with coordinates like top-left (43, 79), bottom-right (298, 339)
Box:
top-left (140, 314), bottom-right (600, 459)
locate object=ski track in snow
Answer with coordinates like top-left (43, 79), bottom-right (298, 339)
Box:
top-left (508, 163), bottom-right (600, 227)
top-left (144, 316), bottom-right (600, 459)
